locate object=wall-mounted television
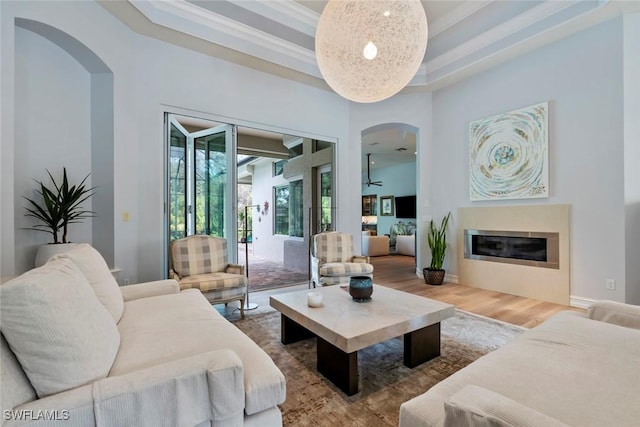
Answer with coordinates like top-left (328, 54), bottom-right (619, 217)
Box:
top-left (395, 195), bottom-right (416, 219)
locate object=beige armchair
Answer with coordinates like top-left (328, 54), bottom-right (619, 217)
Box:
top-left (170, 235), bottom-right (247, 318)
top-left (311, 231), bottom-right (374, 287)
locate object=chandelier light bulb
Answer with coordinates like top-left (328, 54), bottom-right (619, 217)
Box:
top-left (363, 41), bottom-right (377, 60)
top-left (315, 0), bottom-right (428, 103)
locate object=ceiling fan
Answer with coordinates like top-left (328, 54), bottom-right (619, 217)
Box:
top-left (364, 153), bottom-right (382, 187)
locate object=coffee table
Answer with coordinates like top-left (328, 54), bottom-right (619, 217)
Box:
top-left (269, 285), bottom-right (455, 395)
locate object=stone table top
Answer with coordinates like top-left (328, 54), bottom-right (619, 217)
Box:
top-left (269, 285), bottom-right (455, 353)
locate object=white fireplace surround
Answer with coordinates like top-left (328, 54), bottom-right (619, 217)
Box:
top-left (458, 205), bottom-right (570, 305)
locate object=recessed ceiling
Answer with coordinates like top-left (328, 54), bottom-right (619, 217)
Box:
top-left (99, 0), bottom-right (639, 94)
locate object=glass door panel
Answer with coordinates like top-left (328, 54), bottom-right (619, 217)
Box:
top-left (194, 130), bottom-right (226, 237)
top-left (318, 165), bottom-right (334, 232)
top-left (166, 115), bottom-right (237, 266)
top-left (190, 124), bottom-right (236, 261)
top-left (168, 119), bottom-right (188, 241)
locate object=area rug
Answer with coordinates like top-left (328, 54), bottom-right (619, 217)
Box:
top-left (233, 308), bottom-right (525, 426)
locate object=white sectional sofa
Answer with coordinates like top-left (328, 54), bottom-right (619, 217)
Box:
top-left (1, 244), bottom-right (286, 426)
top-left (400, 301), bottom-right (640, 427)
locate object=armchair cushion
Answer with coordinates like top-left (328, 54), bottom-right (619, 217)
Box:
top-left (588, 300), bottom-right (640, 329)
top-left (51, 243), bottom-right (124, 323)
top-left (179, 273), bottom-right (247, 294)
top-left (314, 232), bottom-right (355, 263)
top-left (319, 262), bottom-right (374, 277)
top-left (171, 235), bottom-right (228, 277)
top-left (0, 258), bottom-right (120, 397)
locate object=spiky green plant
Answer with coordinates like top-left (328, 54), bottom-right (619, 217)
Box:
top-left (427, 212), bottom-right (451, 270)
top-left (24, 168), bottom-right (95, 243)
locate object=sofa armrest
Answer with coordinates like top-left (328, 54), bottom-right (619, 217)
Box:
top-left (352, 255), bottom-right (370, 263)
top-left (120, 279), bottom-right (180, 302)
top-left (588, 300), bottom-right (640, 329)
top-left (94, 349), bottom-right (244, 427)
top-left (444, 385), bottom-right (569, 427)
top-left (8, 385), bottom-right (95, 426)
top-left (225, 264), bottom-right (245, 276)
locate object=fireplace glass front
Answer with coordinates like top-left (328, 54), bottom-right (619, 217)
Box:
top-left (464, 230), bottom-right (559, 269)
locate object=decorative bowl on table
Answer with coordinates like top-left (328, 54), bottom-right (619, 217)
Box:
top-left (349, 276), bottom-right (373, 302)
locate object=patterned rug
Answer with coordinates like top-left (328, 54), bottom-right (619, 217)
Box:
top-left (233, 308), bottom-right (525, 426)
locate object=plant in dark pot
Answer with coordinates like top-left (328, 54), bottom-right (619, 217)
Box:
top-left (24, 167), bottom-right (95, 266)
top-left (423, 212), bottom-right (451, 286)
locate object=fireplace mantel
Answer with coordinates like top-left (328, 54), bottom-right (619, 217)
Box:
top-left (457, 205), bottom-right (570, 305)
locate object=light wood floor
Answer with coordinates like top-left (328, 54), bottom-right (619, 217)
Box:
top-left (370, 255), bottom-right (582, 328)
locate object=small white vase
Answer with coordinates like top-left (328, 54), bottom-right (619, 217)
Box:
top-left (35, 243), bottom-right (79, 267)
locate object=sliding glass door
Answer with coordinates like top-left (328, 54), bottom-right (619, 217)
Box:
top-left (167, 115), bottom-right (237, 262)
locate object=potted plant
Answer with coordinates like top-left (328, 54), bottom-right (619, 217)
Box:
top-left (423, 212), bottom-right (451, 286)
top-left (24, 167), bottom-right (95, 266)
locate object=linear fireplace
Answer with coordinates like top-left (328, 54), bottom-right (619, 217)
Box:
top-left (464, 229), bottom-right (559, 269)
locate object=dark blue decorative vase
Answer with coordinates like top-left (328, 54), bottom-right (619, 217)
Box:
top-left (349, 276), bottom-right (373, 302)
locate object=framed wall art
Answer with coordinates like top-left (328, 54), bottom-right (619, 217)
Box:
top-left (380, 195), bottom-right (394, 216)
top-left (469, 102), bottom-right (549, 201)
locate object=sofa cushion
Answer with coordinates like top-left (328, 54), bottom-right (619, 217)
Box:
top-left (444, 385), bottom-right (569, 427)
top-left (400, 311), bottom-right (640, 427)
top-left (1, 334), bottom-right (37, 412)
top-left (51, 243), bottom-right (124, 323)
top-left (112, 290), bottom-right (285, 415)
top-left (0, 258), bottom-right (120, 397)
top-left (319, 262), bottom-right (374, 276)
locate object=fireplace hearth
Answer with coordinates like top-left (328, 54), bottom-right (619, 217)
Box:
top-left (464, 229), bottom-right (559, 269)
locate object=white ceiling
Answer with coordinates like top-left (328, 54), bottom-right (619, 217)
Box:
top-left (99, 0), bottom-right (640, 167)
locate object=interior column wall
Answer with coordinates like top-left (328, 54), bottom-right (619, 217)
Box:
top-left (623, 13), bottom-right (640, 304)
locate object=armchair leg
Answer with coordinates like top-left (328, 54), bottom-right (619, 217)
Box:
top-left (239, 297), bottom-right (245, 319)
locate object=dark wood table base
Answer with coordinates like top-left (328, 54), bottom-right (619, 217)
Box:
top-left (280, 314), bottom-right (442, 396)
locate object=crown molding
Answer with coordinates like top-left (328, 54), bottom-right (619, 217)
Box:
top-left (428, 0), bottom-right (493, 38)
top-left (231, 0), bottom-right (319, 37)
top-left (130, 0), bottom-right (321, 77)
top-left (122, 0), bottom-right (629, 96)
top-left (424, 0), bottom-right (580, 75)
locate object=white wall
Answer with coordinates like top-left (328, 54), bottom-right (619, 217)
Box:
top-left (431, 18), bottom-right (626, 303)
top-left (623, 13), bottom-right (640, 304)
top-left (13, 25), bottom-right (92, 273)
top-left (250, 158), bottom-right (287, 262)
top-left (1, 1), bottom-right (352, 283)
top-left (362, 160), bottom-right (417, 237)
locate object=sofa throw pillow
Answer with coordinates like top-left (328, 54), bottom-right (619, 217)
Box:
top-left (51, 243), bottom-right (124, 323)
top-left (0, 258), bottom-right (120, 398)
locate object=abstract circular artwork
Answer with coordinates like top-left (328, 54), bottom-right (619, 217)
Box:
top-left (469, 103), bottom-right (548, 200)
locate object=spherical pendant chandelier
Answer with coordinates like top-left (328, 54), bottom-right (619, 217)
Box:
top-left (315, 0), bottom-right (428, 103)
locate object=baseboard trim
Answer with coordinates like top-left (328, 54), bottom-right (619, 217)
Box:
top-left (570, 296), bottom-right (596, 309)
top-left (445, 274), bottom-right (459, 284)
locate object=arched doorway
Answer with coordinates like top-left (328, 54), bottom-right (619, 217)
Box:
top-left (361, 123), bottom-right (419, 277)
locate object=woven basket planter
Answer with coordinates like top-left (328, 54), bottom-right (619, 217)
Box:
top-left (423, 268), bottom-right (445, 286)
